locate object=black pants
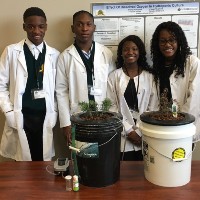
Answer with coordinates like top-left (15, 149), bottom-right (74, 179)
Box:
top-left (120, 150), bottom-right (143, 161)
top-left (23, 112), bottom-right (45, 161)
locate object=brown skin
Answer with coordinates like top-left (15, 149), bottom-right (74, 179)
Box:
top-left (63, 13), bottom-right (96, 145)
top-left (127, 131), bottom-right (142, 146)
top-left (23, 16), bottom-right (47, 46)
top-left (121, 41), bottom-right (142, 146)
top-left (158, 29), bottom-right (178, 65)
top-left (122, 41), bottom-right (142, 78)
top-left (63, 126), bottom-right (72, 146)
top-left (71, 12), bottom-right (96, 52)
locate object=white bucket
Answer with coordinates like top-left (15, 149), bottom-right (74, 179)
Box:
top-left (140, 122), bottom-right (196, 187)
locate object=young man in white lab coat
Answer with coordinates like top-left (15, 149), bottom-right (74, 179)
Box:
top-left (0, 7), bottom-right (60, 161)
top-left (56, 10), bottom-right (115, 144)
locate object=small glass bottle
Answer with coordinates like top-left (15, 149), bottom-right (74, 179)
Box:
top-left (73, 175), bottom-right (79, 191)
top-left (65, 175), bottom-right (72, 191)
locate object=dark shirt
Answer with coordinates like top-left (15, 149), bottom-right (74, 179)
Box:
top-left (74, 42), bottom-right (95, 101)
top-left (159, 65), bottom-right (173, 101)
top-left (22, 43), bottom-right (46, 114)
top-left (124, 79), bottom-right (138, 112)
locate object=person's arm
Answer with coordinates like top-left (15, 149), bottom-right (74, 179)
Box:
top-left (107, 48), bottom-right (116, 74)
top-left (56, 53), bottom-right (71, 144)
top-left (0, 47), bottom-right (17, 129)
top-left (106, 71), bottom-right (119, 113)
top-left (63, 125), bottom-right (72, 146)
top-left (127, 129), bottom-right (142, 146)
top-left (181, 56), bottom-right (200, 116)
top-left (0, 47), bottom-right (14, 113)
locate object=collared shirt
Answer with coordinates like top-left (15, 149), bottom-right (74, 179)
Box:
top-left (82, 43), bottom-right (93, 59)
top-left (25, 38), bottom-right (44, 60)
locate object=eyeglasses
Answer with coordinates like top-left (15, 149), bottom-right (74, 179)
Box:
top-left (159, 38), bottom-right (177, 46)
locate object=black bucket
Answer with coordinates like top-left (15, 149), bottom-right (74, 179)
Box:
top-left (70, 111), bottom-right (123, 187)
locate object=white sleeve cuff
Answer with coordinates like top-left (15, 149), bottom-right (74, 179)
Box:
top-left (126, 127), bottom-right (134, 135)
top-left (135, 128), bottom-right (142, 137)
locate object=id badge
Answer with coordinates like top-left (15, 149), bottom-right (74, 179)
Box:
top-left (31, 88), bottom-right (46, 99)
top-left (90, 87), bottom-right (102, 96)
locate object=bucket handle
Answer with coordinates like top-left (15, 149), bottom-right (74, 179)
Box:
top-left (143, 141), bottom-right (193, 162)
top-left (99, 129), bottom-right (118, 147)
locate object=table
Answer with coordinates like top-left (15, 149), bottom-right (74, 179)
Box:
top-left (0, 161), bottom-right (199, 199)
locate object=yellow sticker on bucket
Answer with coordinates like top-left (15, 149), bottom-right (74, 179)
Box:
top-left (172, 148), bottom-right (185, 160)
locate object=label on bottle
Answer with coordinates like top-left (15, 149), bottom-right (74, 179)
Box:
top-left (73, 175), bottom-right (79, 191)
top-left (73, 182), bottom-right (79, 191)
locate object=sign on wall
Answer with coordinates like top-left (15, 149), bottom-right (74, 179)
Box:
top-left (92, 1), bottom-right (200, 63)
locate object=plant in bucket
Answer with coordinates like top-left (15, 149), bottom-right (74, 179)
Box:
top-left (70, 98), bottom-right (123, 187)
top-left (139, 88), bottom-right (196, 187)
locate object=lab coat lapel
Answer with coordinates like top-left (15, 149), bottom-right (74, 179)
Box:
top-left (15, 40), bottom-right (27, 72)
top-left (18, 52), bottom-right (27, 72)
top-left (169, 72), bottom-right (177, 99)
top-left (70, 45), bottom-right (85, 66)
top-left (120, 95), bottom-right (135, 125)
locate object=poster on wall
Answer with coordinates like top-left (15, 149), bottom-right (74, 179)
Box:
top-left (91, 1), bottom-right (200, 63)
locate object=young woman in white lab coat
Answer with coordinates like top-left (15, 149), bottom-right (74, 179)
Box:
top-left (151, 21), bottom-right (200, 143)
top-left (107, 35), bottom-right (159, 161)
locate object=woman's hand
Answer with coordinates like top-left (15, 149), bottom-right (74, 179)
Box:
top-left (127, 130), bottom-right (142, 146)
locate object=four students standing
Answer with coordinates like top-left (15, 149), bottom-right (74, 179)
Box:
top-left (0, 8), bottom-right (200, 161)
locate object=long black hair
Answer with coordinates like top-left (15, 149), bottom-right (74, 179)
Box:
top-left (151, 21), bottom-right (192, 84)
top-left (116, 35), bottom-right (151, 72)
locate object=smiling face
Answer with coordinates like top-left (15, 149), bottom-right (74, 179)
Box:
top-left (71, 12), bottom-right (96, 45)
top-left (122, 41), bottom-right (139, 65)
top-left (23, 15), bottom-right (47, 46)
top-left (159, 29), bottom-right (178, 63)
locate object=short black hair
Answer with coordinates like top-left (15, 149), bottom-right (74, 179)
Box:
top-left (23, 7), bottom-right (46, 22)
top-left (73, 10), bottom-right (94, 24)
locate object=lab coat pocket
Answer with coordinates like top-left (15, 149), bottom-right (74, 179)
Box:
top-left (45, 111), bottom-right (58, 128)
top-left (137, 88), bottom-right (148, 109)
top-left (5, 111), bottom-right (17, 129)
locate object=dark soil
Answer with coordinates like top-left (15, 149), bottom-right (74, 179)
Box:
top-left (80, 112), bottom-right (113, 121)
top-left (150, 112), bottom-right (185, 121)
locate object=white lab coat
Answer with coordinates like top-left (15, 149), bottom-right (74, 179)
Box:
top-left (56, 42), bottom-right (115, 127)
top-left (107, 68), bottom-right (159, 152)
top-left (168, 55), bottom-right (200, 142)
top-left (0, 39), bottom-right (60, 161)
